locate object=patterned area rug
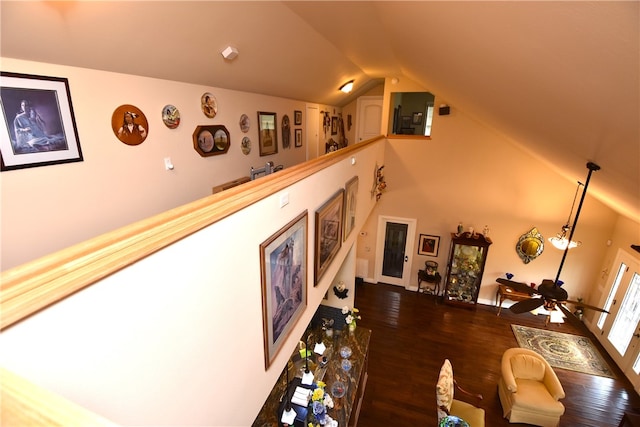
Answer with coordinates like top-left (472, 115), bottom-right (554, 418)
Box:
top-left (511, 324), bottom-right (615, 379)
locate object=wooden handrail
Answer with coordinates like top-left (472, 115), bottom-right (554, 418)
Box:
top-left (0, 137), bottom-right (383, 330)
top-left (0, 368), bottom-right (119, 426)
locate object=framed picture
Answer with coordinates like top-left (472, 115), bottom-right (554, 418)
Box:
top-left (343, 176), bottom-right (359, 241)
top-left (260, 211), bottom-right (308, 370)
top-left (412, 112), bottom-right (423, 125)
top-left (331, 116), bottom-right (338, 135)
top-left (295, 128), bottom-right (302, 147)
top-left (257, 111), bottom-right (278, 156)
top-left (315, 189), bottom-right (345, 285)
top-left (294, 110), bottom-right (302, 125)
top-left (192, 125), bottom-right (230, 157)
top-left (418, 234), bottom-right (440, 257)
top-left (0, 72), bottom-right (83, 171)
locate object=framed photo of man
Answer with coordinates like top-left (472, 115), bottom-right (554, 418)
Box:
top-left (0, 72), bottom-right (83, 171)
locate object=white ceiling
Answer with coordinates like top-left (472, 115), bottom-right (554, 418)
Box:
top-left (1, 1), bottom-right (638, 220)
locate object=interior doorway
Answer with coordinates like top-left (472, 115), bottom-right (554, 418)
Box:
top-left (374, 215), bottom-right (416, 287)
top-left (305, 104), bottom-right (319, 160)
top-left (356, 96), bottom-right (383, 143)
top-left (595, 248), bottom-right (640, 392)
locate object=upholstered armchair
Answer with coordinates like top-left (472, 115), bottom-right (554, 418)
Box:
top-left (498, 348), bottom-right (565, 427)
top-left (436, 359), bottom-right (485, 427)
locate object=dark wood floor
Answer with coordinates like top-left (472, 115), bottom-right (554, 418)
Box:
top-left (354, 282), bottom-right (640, 427)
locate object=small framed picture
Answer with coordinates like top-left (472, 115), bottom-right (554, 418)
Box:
top-left (331, 117), bottom-right (338, 135)
top-left (257, 111), bottom-right (278, 156)
top-left (412, 112), bottom-right (423, 125)
top-left (418, 234), bottom-right (440, 257)
top-left (295, 128), bottom-right (302, 147)
top-left (294, 110), bottom-right (302, 125)
top-left (0, 72), bottom-right (83, 171)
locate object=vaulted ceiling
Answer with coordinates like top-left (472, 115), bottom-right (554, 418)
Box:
top-left (1, 1), bottom-right (638, 220)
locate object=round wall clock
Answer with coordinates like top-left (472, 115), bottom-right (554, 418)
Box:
top-left (239, 114), bottom-right (250, 133)
top-left (111, 104), bottom-right (148, 146)
top-left (162, 104), bottom-right (180, 129)
top-left (201, 92), bottom-right (218, 118)
top-left (241, 136), bottom-right (251, 155)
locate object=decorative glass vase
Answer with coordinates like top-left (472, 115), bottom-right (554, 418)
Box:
top-left (348, 322), bottom-right (356, 332)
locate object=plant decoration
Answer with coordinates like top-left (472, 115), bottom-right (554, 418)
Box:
top-left (308, 381), bottom-right (336, 427)
top-left (342, 306), bottom-right (361, 328)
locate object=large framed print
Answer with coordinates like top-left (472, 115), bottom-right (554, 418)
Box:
top-left (315, 189), bottom-right (345, 285)
top-left (260, 211), bottom-right (308, 370)
top-left (343, 176), bottom-right (359, 241)
top-left (257, 111), bottom-right (278, 156)
top-left (0, 72), bottom-right (83, 171)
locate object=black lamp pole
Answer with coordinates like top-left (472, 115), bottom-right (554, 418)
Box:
top-left (554, 161), bottom-right (600, 285)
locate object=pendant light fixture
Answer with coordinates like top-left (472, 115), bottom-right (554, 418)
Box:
top-left (553, 162), bottom-right (600, 284)
top-left (548, 181), bottom-right (584, 250)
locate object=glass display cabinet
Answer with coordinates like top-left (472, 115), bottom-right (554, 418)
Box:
top-left (443, 232), bottom-right (492, 308)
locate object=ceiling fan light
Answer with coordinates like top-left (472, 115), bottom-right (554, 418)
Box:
top-left (549, 235), bottom-right (581, 250)
top-left (339, 80), bottom-right (354, 93)
top-left (549, 309), bottom-right (566, 323)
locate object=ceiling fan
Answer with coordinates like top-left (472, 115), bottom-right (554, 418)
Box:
top-left (496, 277), bottom-right (608, 329)
top-left (499, 162), bottom-right (609, 330)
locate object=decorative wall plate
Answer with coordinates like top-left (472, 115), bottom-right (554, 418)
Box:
top-left (239, 114), bottom-right (250, 133)
top-left (111, 104), bottom-right (148, 146)
top-left (241, 136), bottom-right (251, 155)
top-left (162, 104), bottom-right (180, 129)
top-left (200, 92), bottom-right (217, 118)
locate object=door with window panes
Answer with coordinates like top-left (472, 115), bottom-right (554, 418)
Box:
top-left (595, 249), bottom-right (640, 392)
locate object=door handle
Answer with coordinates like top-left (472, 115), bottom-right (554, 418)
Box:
top-left (634, 333), bottom-right (640, 338)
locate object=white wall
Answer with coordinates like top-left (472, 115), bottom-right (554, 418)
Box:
top-left (0, 140), bottom-right (385, 426)
top-left (1, 58), bottom-right (340, 270)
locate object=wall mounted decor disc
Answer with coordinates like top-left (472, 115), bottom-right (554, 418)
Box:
top-left (111, 104), bottom-right (148, 145)
top-left (201, 92), bottom-right (217, 118)
top-left (162, 104), bottom-right (180, 129)
top-left (241, 136), bottom-right (251, 155)
top-left (239, 113), bottom-right (250, 133)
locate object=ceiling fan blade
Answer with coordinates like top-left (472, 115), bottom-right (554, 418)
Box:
top-left (557, 303), bottom-right (592, 334)
top-left (497, 278), bottom-right (537, 296)
top-left (564, 299), bottom-right (610, 313)
top-left (509, 298), bottom-right (544, 314)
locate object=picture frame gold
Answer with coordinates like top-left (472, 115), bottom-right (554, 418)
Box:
top-left (343, 176), bottom-right (359, 241)
top-left (260, 211), bottom-right (308, 370)
top-left (257, 111), bottom-right (278, 156)
top-left (315, 189), bottom-right (345, 285)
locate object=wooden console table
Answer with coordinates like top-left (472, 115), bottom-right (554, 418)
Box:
top-left (495, 283), bottom-right (531, 315)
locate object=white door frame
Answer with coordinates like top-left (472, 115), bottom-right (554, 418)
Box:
top-left (374, 215), bottom-right (416, 288)
top-left (593, 248), bottom-right (640, 391)
top-left (305, 104), bottom-right (319, 160)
